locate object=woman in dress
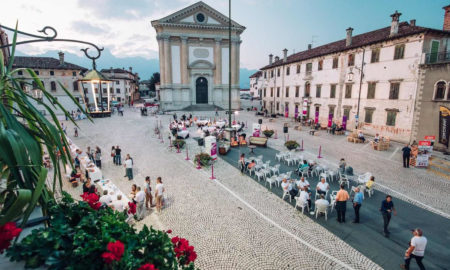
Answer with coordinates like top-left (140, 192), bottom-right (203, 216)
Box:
top-left (155, 177), bottom-right (165, 213)
top-left (111, 146), bottom-right (116, 165)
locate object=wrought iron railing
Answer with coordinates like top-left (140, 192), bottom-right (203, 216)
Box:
top-left (424, 51), bottom-right (450, 64)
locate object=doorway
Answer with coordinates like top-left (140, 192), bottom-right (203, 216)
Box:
top-left (196, 77), bottom-right (208, 104)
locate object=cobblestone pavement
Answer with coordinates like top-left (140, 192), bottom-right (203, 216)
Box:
top-left (63, 108), bottom-right (381, 270)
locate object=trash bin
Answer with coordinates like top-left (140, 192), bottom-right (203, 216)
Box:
top-left (197, 138), bottom-right (204, 146)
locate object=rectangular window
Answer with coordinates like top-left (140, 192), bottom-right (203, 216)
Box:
top-left (277, 68), bottom-right (280, 77)
top-left (330, 84), bottom-right (336, 98)
top-left (367, 82), bottom-right (376, 99)
top-left (364, 109), bottom-right (374, 123)
top-left (389, 83), bottom-right (400, 99)
top-left (348, 54), bottom-right (355, 66)
top-left (116, 81), bottom-right (120, 85)
top-left (318, 60), bottom-right (323, 71)
top-left (117, 97), bottom-right (121, 102)
top-left (371, 48), bottom-right (380, 63)
top-left (329, 106), bottom-right (335, 117)
top-left (271, 87), bottom-right (273, 97)
top-left (103, 88), bottom-right (107, 94)
top-left (386, 111), bottom-right (397, 126)
top-left (50, 71), bottom-right (54, 76)
top-left (276, 102), bottom-right (279, 111)
top-left (332, 57), bottom-right (338, 69)
top-left (271, 70), bottom-right (274, 78)
top-left (295, 86), bottom-right (300, 97)
top-left (296, 64), bottom-right (301, 74)
top-left (50, 81), bottom-right (56, 92)
top-left (263, 88), bottom-right (266, 97)
top-left (264, 71), bottom-right (267, 79)
top-left (73, 81), bottom-right (79, 91)
top-left (116, 88), bottom-right (120, 94)
top-left (345, 84), bottom-right (352, 98)
top-left (394, 44), bottom-right (405, 60)
top-left (34, 70), bottom-right (40, 75)
top-left (263, 101), bottom-right (266, 108)
top-left (95, 88), bottom-right (98, 94)
top-left (286, 87), bottom-right (289, 97)
top-left (306, 63), bottom-right (312, 73)
top-left (316, 85), bottom-right (321, 98)
top-left (344, 108), bottom-right (350, 120)
top-left (277, 87), bottom-right (280, 97)
top-left (286, 67), bottom-right (290, 76)
top-left (72, 71), bottom-right (77, 76)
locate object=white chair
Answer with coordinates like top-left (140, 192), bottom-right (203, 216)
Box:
top-left (262, 168), bottom-right (272, 178)
top-left (275, 152), bottom-right (284, 161)
top-left (255, 170), bottom-right (265, 182)
top-left (285, 155), bottom-right (296, 166)
top-left (295, 198), bottom-right (309, 214)
top-left (265, 175), bottom-right (277, 189)
top-left (315, 189), bottom-right (329, 200)
top-left (247, 165), bottom-right (256, 176)
top-left (339, 177), bottom-right (350, 189)
top-left (293, 155), bottom-right (304, 165)
top-left (365, 183), bottom-right (375, 198)
top-left (282, 189), bottom-right (292, 202)
top-left (300, 167), bottom-right (310, 177)
top-left (315, 203), bottom-right (329, 220)
top-left (270, 164), bottom-right (280, 175)
top-left (327, 170), bottom-right (337, 182)
top-left (329, 191), bottom-right (338, 212)
top-left (285, 171), bottom-right (293, 179)
top-left (357, 172), bottom-right (372, 184)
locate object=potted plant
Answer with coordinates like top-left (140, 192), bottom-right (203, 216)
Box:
top-left (262, 129), bottom-right (274, 138)
top-left (284, 140), bottom-right (299, 151)
top-left (172, 139), bottom-right (186, 149)
top-left (194, 152), bottom-right (212, 167)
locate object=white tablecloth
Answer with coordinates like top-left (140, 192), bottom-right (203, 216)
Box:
top-left (215, 121), bottom-right (226, 128)
top-left (201, 126), bottom-right (216, 132)
top-left (177, 130), bottom-right (189, 138)
top-left (196, 120), bottom-right (209, 125)
top-left (68, 139), bottom-right (102, 181)
top-left (97, 179), bottom-right (130, 204)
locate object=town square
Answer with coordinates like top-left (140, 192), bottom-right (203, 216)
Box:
top-left (1, 1), bottom-right (450, 270)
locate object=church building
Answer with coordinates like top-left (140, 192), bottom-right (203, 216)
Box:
top-left (151, 1), bottom-right (245, 111)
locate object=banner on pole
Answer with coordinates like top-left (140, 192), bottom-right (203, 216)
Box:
top-left (342, 115), bottom-right (347, 130)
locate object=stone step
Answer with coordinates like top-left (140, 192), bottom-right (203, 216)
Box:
top-left (181, 104), bottom-right (224, 111)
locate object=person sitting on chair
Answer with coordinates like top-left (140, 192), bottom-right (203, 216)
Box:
top-left (298, 160), bottom-right (309, 173)
top-left (247, 160), bottom-right (256, 170)
top-left (366, 176), bottom-right (375, 190)
top-left (315, 194), bottom-right (330, 208)
top-left (316, 178), bottom-right (329, 196)
top-left (374, 133), bottom-right (380, 143)
top-left (358, 131), bottom-right (366, 143)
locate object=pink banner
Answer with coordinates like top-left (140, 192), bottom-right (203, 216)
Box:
top-left (342, 116), bottom-right (347, 130)
top-left (294, 107), bottom-right (299, 119)
top-left (328, 114), bottom-right (333, 127)
top-left (314, 111), bottom-right (319, 124)
top-left (285, 105), bottom-right (289, 118)
top-left (211, 142), bottom-right (217, 160)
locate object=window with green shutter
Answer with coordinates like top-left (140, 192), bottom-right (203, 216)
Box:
top-left (295, 86), bottom-right (300, 97)
top-left (386, 111), bottom-right (397, 126)
top-left (394, 44), bottom-right (405, 60)
top-left (367, 82), bottom-right (376, 99)
top-left (330, 84), bottom-right (336, 98)
top-left (371, 48), bottom-right (380, 63)
top-left (345, 84), bottom-right (352, 98)
top-left (286, 87), bottom-right (289, 97)
top-left (277, 87), bottom-right (280, 97)
top-left (332, 57), bottom-right (338, 69)
top-left (364, 109), bottom-right (374, 123)
top-left (344, 108), bottom-right (350, 120)
top-left (306, 63), bottom-right (312, 73)
top-left (389, 83), bottom-right (400, 99)
top-left (296, 64), bottom-right (301, 74)
top-left (286, 67), bottom-right (290, 76)
top-left (316, 85), bottom-right (321, 98)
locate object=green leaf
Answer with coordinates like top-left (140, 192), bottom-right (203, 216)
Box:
top-left (0, 189), bottom-right (32, 226)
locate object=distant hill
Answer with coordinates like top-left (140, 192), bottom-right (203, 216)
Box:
top-left (16, 49), bottom-right (257, 89)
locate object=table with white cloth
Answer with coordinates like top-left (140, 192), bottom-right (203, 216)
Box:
top-left (201, 126), bottom-right (216, 132)
top-left (215, 121), bottom-right (226, 128)
top-left (177, 130), bottom-right (189, 139)
top-left (196, 119), bottom-right (209, 126)
top-left (67, 139), bottom-right (102, 181)
top-left (97, 179), bottom-right (130, 204)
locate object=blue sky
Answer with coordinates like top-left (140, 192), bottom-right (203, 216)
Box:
top-left (3, 0), bottom-right (450, 83)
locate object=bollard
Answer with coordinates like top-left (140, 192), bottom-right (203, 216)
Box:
top-left (318, 145), bottom-right (323, 158)
top-left (300, 139), bottom-right (304, 151)
top-left (245, 121), bottom-right (248, 128)
top-left (274, 130), bottom-right (278, 139)
top-left (169, 138), bottom-right (173, 151)
top-left (177, 144), bottom-right (181, 153)
top-left (196, 158), bottom-right (202, 170)
top-left (185, 145), bottom-right (190, 160)
top-left (287, 134), bottom-right (289, 141)
top-left (210, 162), bottom-right (216, 180)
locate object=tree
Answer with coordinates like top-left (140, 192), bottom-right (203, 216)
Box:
top-left (148, 72), bottom-right (160, 92)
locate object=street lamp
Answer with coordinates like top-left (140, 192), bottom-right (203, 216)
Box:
top-left (79, 69), bottom-right (112, 117)
top-left (347, 48), bottom-right (365, 129)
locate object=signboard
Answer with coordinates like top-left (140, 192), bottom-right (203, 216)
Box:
top-left (416, 140), bottom-right (432, 168)
top-left (424, 135), bottom-right (436, 141)
top-left (342, 115), bottom-right (347, 131)
top-left (211, 142), bottom-right (217, 160)
top-left (328, 114), bottom-right (333, 128)
top-left (439, 106), bottom-right (450, 147)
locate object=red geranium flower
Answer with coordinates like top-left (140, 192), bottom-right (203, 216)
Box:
top-left (81, 192), bottom-right (101, 210)
top-left (101, 252), bottom-right (116, 264)
top-left (166, 229), bottom-right (172, 234)
top-left (0, 222), bottom-right (22, 253)
top-left (128, 202), bottom-right (136, 214)
top-left (171, 236), bottom-right (197, 264)
top-left (138, 263), bottom-right (159, 270)
top-left (171, 236), bottom-right (179, 244)
top-left (101, 240), bottom-right (124, 264)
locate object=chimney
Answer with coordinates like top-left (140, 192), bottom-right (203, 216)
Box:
top-left (346, 27), bottom-right (353, 46)
top-left (308, 44), bottom-right (312, 50)
top-left (129, 67), bottom-right (133, 72)
top-left (269, 54), bottom-right (273, 64)
top-left (58, 51), bottom-right (64, 65)
top-left (274, 56), bottom-right (280, 62)
top-left (282, 48), bottom-right (288, 62)
top-left (409, 19), bottom-right (416, 27)
top-left (443, 5), bottom-right (450, 31)
top-left (390, 10), bottom-right (402, 36)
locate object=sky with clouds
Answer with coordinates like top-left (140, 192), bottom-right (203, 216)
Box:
top-left (2, 0), bottom-right (449, 71)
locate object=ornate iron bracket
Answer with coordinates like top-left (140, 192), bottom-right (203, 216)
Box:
top-left (0, 24), bottom-right (103, 69)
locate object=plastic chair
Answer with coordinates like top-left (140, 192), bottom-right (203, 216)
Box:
top-left (282, 189), bottom-right (292, 202)
top-left (265, 175), bottom-right (277, 189)
top-left (295, 198), bottom-right (309, 214)
top-left (315, 203), bottom-right (329, 220)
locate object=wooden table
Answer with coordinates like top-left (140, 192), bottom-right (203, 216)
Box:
top-left (248, 145), bottom-right (256, 155)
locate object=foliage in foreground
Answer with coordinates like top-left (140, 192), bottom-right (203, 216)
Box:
top-left (6, 192), bottom-right (196, 270)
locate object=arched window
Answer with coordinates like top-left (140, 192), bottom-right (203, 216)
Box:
top-left (435, 81), bottom-right (446, 100)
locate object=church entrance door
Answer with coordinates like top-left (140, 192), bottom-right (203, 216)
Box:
top-left (196, 77), bottom-right (208, 104)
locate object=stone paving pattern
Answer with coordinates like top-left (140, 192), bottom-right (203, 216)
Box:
top-left (64, 107), bottom-right (381, 270)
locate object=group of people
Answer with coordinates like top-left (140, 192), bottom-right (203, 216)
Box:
top-left (126, 176), bottom-right (165, 218)
top-left (330, 122), bottom-right (345, 134)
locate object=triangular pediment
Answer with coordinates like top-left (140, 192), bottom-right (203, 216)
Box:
top-left (152, 1), bottom-right (245, 31)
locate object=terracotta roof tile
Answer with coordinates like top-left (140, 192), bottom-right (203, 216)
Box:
top-left (13, 56), bottom-right (87, 70)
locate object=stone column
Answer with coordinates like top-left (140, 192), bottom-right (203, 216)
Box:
top-left (231, 39), bottom-right (237, 87)
top-left (235, 40), bottom-right (241, 86)
top-left (163, 36), bottom-right (172, 85)
top-left (157, 35), bottom-right (165, 85)
top-left (180, 36), bottom-right (188, 85)
top-left (214, 38), bottom-right (222, 85)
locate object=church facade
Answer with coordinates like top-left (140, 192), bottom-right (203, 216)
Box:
top-left (151, 1), bottom-right (245, 111)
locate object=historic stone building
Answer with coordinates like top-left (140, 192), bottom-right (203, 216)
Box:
top-left (151, 1), bottom-right (245, 111)
top-left (257, 7), bottom-right (450, 143)
top-left (100, 68), bottom-right (140, 104)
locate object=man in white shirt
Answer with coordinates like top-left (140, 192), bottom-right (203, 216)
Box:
top-left (99, 190), bottom-right (112, 205)
top-left (401, 228), bottom-right (427, 270)
top-left (316, 178), bottom-right (329, 196)
top-left (110, 195), bottom-right (127, 212)
top-left (298, 187), bottom-right (311, 209)
top-left (135, 186), bottom-right (146, 221)
top-left (296, 177), bottom-right (310, 191)
top-left (124, 155), bottom-right (133, 180)
top-left (315, 194), bottom-right (330, 208)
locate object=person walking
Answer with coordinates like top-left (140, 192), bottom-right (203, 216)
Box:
top-left (115, 145), bottom-right (122, 165)
top-left (155, 177), bottom-right (165, 213)
top-left (352, 187), bottom-right (363, 223)
top-left (215, 108), bottom-right (219, 116)
top-left (135, 186), bottom-right (145, 221)
top-left (94, 146), bottom-right (101, 169)
top-left (111, 146), bottom-right (116, 165)
top-left (61, 122), bottom-right (67, 134)
top-left (74, 127), bottom-right (78, 137)
top-left (335, 184), bottom-right (349, 223)
top-left (124, 154), bottom-right (133, 180)
top-left (402, 144), bottom-right (412, 168)
top-left (380, 195), bottom-right (397, 236)
top-left (401, 228), bottom-right (427, 270)
top-left (145, 176), bottom-right (154, 209)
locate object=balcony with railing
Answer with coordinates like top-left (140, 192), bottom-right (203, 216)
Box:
top-left (424, 51), bottom-right (450, 64)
